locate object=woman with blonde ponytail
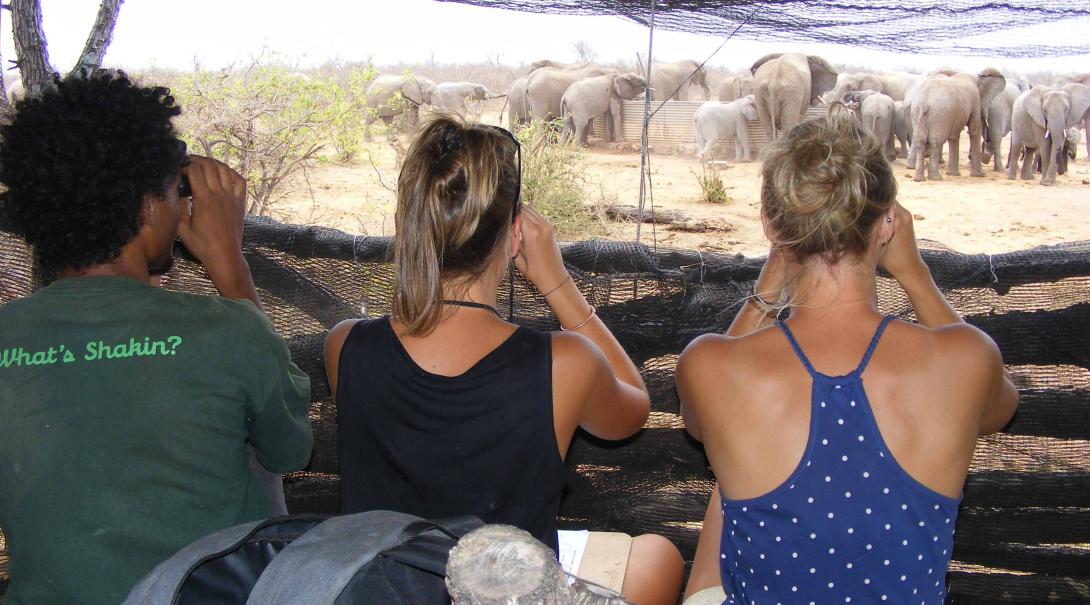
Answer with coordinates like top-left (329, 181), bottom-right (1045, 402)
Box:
top-left (678, 113), bottom-right (1018, 605)
top-left (325, 114), bottom-right (682, 604)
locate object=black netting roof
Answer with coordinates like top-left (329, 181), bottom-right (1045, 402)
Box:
top-left (439, 0), bottom-right (1090, 57)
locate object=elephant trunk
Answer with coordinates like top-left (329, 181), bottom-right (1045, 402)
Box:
top-left (1052, 130), bottom-right (1069, 175)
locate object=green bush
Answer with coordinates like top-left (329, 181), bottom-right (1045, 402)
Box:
top-left (514, 119), bottom-right (599, 239)
top-left (171, 62), bottom-right (337, 217)
top-left (693, 165), bottom-right (731, 204)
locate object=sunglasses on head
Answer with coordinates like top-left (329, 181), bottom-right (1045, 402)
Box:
top-left (478, 124), bottom-right (522, 223)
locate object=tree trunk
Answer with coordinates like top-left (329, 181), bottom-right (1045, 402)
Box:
top-left (68, 0), bottom-right (123, 78)
top-left (0, 38), bottom-right (11, 116)
top-left (10, 0), bottom-right (55, 97)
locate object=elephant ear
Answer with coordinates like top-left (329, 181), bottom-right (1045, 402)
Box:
top-left (858, 74), bottom-right (885, 93)
top-left (740, 96), bottom-right (759, 121)
top-left (1026, 89), bottom-right (1047, 130)
top-left (976, 68), bottom-right (1007, 109)
top-left (750, 53), bottom-right (782, 75)
top-left (613, 75), bottom-right (642, 99)
top-left (807, 56), bottom-right (839, 102)
top-left (1062, 83), bottom-right (1090, 124)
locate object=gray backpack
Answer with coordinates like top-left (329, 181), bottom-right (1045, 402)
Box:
top-left (124, 510), bottom-right (483, 605)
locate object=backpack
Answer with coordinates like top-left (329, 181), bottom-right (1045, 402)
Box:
top-left (124, 510), bottom-right (483, 605)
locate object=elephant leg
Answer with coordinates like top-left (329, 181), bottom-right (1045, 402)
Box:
top-left (1006, 138), bottom-right (1021, 179)
top-left (946, 136), bottom-right (961, 176)
top-left (738, 125), bottom-right (751, 161)
top-left (928, 141), bottom-right (943, 180)
top-left (608, 98), bottom-right (624, 143)
top-left (755, 95), bottom-right (775, 144)
top-left (699, 139), bottom-right (713, 161)
top-left (575, 120), bottom-right (589, 147)
top-left (559, 117), bottom-right (573, 146)
top-left (968, 127), bottom-right (985, 178)
top-left (1040, 138), bottom-right (1055, 186)
top-left (1020, 148), bottom-right (1035, 180)
top-left (912, 137), bottom-right (927, 181)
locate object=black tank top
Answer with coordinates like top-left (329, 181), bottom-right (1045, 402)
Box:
top-left (336, 317), bottom-right (568, 552)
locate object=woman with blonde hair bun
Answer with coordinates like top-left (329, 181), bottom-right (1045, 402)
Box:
top-left (325, 113), bottom-right (682, 604)
top-left (678, 113), bottom-right (1018, 605)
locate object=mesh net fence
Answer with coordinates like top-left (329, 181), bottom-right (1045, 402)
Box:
top-left (1, 218), bottom-right (1089, 603)
top-left (439, 0), bottom-right (1090, 58)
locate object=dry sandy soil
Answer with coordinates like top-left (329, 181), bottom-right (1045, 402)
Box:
top-left (277, 111), bottom-right (1090, 258)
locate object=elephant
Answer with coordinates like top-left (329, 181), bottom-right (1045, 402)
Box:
top-left (893, 101), bottom-right (912, 158)
top-left (525, 65), bottom-right (611, 122)
top-left (527, 59), bottom-right (587, 73)
top-left (910, 68), bottom-right (1006, 181)
top-left (842, 90), bottom-right (896, 160)
top-left (558, 73), bottom-right (648, 145)
top-left (505, 77), bottom-right (530, 128)
top-left (1008, 85), bottom-right (1090, 185)
top-left (649, 59), bottom-right (711, 102)
top-left (693, 95), bottom-right (758, 161)
top-left (750, 53), bottom-right (838, 142)
top-left (717, 75), bottom-right (753, 102)
top-left (363, 74), bottom-right (437, 139)
top-left (1062, 82), bottom-right (1090, 162)
top-left (824, 72), bottom-right (919, 103)
top-left (431, 81), bottom-right (503, 117)
top-left (981, 81), bottom-right (1022, 171)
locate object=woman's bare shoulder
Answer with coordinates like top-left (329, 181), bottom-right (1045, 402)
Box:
top-left (679, 326), bottom-right (781, 381)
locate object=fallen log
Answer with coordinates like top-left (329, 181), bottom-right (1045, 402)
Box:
top-left (601, 204), bottom-right (688, 225)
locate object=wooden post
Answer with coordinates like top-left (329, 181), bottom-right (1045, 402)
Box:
top-left (446, 525), bottom-right (631, 605)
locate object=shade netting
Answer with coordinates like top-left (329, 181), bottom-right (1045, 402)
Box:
top-left (1, 218), bottom-right (1088, 603)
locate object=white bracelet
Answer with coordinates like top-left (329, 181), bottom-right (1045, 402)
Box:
top-left (560, 306), bottom-right (596, 331)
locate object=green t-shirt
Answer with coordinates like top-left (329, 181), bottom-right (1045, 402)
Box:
top-left (0, 276), bottom-right (313, 604)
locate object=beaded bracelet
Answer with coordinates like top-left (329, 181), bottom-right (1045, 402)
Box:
top-left (540, 274), bottom-right (572, 298)
top-left (561, 306), bottom-right (597, 331)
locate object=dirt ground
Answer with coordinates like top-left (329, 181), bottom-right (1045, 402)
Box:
top-left (277, 110), bottom-right (1090, 257)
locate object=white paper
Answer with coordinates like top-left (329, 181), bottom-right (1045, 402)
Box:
top-left (557, 529), bottom-right (590, 575)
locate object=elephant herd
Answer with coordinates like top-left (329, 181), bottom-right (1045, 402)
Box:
top-left (693, 58), bottom-right (1090, 187)
top-left (363, 59), bottom-right (712, 147)
top-left (362, 58), bottom-right (1090, 187)
top-left (506, 59), bottom-right (712, 145)
top-left (362, 75), bottom-right (504, 138)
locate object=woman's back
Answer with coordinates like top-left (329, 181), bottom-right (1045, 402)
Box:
top-left (700, 312), bottom-right (1000, 604)
top-left (678, 114), bottom-right (1017, 604)
top-left (336, 317), bottom-right (567, 550)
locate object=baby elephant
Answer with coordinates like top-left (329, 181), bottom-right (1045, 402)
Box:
top-left (693, 95), bottom-right (758, 161)
top-left (841, 90), bottom-right (897, 160)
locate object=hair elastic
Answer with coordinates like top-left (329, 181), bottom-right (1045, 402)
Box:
top-left (540, 274), bottom-right (572, 298)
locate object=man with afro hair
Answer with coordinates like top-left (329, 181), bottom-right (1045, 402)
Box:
top-left (0, 71), bottom-right (313, 604)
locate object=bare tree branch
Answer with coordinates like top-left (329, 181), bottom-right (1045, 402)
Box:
top-left (69, 0), bottom-right (123, 77)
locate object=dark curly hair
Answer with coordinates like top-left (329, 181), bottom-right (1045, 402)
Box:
top-left (0, 70), bottom-right (184, 278)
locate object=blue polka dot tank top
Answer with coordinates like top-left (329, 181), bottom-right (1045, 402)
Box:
top-left (718, 315), bottom-right (962, 605)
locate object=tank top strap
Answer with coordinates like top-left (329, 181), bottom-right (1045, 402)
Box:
top-left (776, 320), bottom-right (819, 378)
top-left (852, 314), bottom-right (896, 375)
